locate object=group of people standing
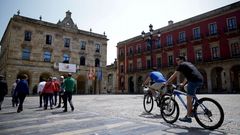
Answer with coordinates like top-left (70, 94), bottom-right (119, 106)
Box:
top-left (0, 73), bottom-right (76, 113)
top-left (37, 73), bottom-right (76, 112)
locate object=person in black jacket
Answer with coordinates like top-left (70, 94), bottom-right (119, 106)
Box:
top-left (0, 75), bottom-right (8, 111)
top-left (14, 74), bottom-right (29, 113)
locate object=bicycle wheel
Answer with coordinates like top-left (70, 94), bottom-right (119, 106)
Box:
top-left (161, 97), bottom-right (179, 124)
top-left (194, 97), bottom-right (224, 130)
top-left (143, 93), bottom-right (154, 113)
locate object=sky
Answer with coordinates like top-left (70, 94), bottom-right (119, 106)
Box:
top-left (0, 0), bottom-right (239, 65)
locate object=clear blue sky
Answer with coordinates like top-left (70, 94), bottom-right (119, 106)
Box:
top-left (0, 0), bottom-right (239, 65)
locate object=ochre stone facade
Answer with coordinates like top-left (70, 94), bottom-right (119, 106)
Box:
top-left (0, 11), bottom-right (108, 94)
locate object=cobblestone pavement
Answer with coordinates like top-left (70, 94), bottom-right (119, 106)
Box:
top-left (0, 94), bottom-right (239, 135)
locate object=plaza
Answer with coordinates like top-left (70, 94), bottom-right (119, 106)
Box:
top-left (0, 94), bottom-right (239, 134)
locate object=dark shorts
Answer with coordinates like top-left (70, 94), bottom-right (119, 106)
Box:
top-left (187, 81), bottom-right (203, 96)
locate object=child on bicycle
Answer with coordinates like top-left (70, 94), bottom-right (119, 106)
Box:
top-left (142, 67), bottom-right (166, 99)
top-left (165, 55), bottom-right (203, 123)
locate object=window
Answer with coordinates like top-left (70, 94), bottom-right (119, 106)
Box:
top-left (195, 49), bottom-right (202, 62)
top-left (80, 56), bottom-right (85, 65)
top-left (129, 47), bottom-right (133, 55)
top-left (209, 23), bottom-right (217, 35)
top-left (193, 27), bottom-right (201, 40)
top-left (227, 17), bottom-right (237, 30)
top-left (166, 35), bottom-right (173, 46)
top-left (212, 46), bottom-right (220, 59)
top-left (146, 41), bottom-right (151, 51)
top-left (24, 31), bottom-right (32, 41)
top-left (231, 42), bottom-right (240, 57)
top-left (22, 48), bottom-right (30, 60)
top-left (96, 43), bottom-right (100, 53)
top-left (157, 57), bottom-right (162, 68)
top-left (46, 35), bottom-right (52, 45)
top-left (137, 60), bottom-right (142, 70)
top-left (168, 55), bottom-right (173, 66)
top-left (129, 63), bottom-right (133, 72)
top-left (64, 38), bottom-right (70, 48)
top-left (120, 49), bottom-right (124, 56)
top-left (80, 41), bottom-right (86, 50)
top-left (63, 54), bottom-right (70, 63)
top-left (95, 58), bottom-right (100, 67)
top-left (156, 39), bottom-right (161, 48)
top-left (179, 31), bottom-right (186, 43)
top-left (147, 59), bottom-right (151, 69)
top-left (137, 45), bottom-right (142, 53)
top-left (43, 51), bottom-right (51, 62)
top-left (120, 65), bottom-right (124, 73)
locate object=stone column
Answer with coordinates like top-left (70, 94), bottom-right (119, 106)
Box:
top-left (224, 66), bottom-right (232, 93)
top-left (206, 69), bottom-right (212, 93)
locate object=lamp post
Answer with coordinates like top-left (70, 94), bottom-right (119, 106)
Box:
top-left (141, 24), bottom-right (155, 68)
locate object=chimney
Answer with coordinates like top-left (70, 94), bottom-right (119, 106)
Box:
top-left (168, 20), bottom-right (173, 25)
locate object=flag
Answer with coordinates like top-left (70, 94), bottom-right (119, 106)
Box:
top-left (88, 66), bottom-right (95, 80)
top-left (97, 67), bottom-right (102, 81)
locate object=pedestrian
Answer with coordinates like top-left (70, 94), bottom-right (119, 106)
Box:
top-left (42, 77), bottom-right (55, 110)
top-left (11, 79), bottom-right (20, 107)
top-left (57, 76), bottom-right (64, 108)
top-left (165, 55), bottom-right (203, 123)
top-left (0, 75), bottom-right (8, 111)
top-left (37, 79), bottom-right (46, 108)
top-left (52, 77), bottom-right (60, 106)
top-left (63, 73), bottom-right (76, 112)
top-left (14, 74), bottom-right (29, 113)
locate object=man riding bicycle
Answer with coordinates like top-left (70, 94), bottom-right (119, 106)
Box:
top-left (165, 55), bottom-right (203, 123)
top-left (143, 67), bottom-right (166, 99)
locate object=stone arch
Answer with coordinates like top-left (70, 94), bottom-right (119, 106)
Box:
top-left (77, 75), bottom-right (86, 94)
top-left (198, 68), bottom-right (208, 93)
top-left (230, 65), bottom-right (240, 93)
top-left (120, 76), bottom-right (125, 93)
top-left (211, 67), bottom-right (226, 93)
top-left (137, 76), bottom-right (143, 94)
top-left (17, 71), bottom-right (31, 85)
top-left (17, 71), bottom-right (31, 93)
top-left (39, 72), bottom-right (51, 82)
top-left (128, 76), bottom-right (134, 94)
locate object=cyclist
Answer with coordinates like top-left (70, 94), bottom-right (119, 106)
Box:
top-left (142, 67), bottom-right (166, 99)
top-left (165, 55), bottom-right (203, 123)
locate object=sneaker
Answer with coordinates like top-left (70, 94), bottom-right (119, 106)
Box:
top-left (71, 106), bottom-right (74, 111)
top-left (63, 109), bottom-right (67, 112)
top-left (179, 115), bottom-right (192, 123)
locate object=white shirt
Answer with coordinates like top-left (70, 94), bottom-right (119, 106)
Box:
top-left (37, 81), bottom-right (46, 93)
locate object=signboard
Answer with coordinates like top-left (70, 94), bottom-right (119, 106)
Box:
top-left (59, 63), bottom-right (76, 73)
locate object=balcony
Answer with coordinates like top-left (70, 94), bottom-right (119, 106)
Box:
top-left (176, 38), bottom-right (188, 46)
top-left (224, 25), bottom-right (239, 35)
top-left (190, 34), bottom-right (203, 44)
top-left (206, 31), bottom-right (220, 40)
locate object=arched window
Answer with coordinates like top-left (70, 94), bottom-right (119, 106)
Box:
top-left (95, 58), bottom-right (100, 67)
top-left (80, 56), bottom-right (85, 65)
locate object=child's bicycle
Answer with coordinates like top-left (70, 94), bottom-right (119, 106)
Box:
top-left (161, 84), bottom-right (224, 130)
top-left (143, 85), bottom-right (173, 113)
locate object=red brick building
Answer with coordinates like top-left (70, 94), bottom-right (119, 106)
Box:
top-left (116, 2), bottom-right (240, 94)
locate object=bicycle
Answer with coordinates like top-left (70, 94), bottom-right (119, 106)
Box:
top-left (143, 85), bottom-right (173, 113)
top-left (161, 84), bottom-right (224, 130)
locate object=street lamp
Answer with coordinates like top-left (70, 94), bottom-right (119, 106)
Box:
top-left (141, 24), bottom-right (154, 68)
